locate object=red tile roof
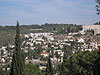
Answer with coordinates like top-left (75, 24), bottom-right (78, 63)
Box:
top-left (41, 52), bottom-right (48, 54)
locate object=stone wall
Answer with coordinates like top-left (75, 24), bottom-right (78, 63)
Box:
top-left (83, 25), bottom-right (100, 35)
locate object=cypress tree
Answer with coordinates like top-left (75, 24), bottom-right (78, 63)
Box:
top-left (59, 45), bottom-right (72, 75)
top-left (45, 56), bottom-right (53, 75)
top-left (10, 21), bottom-right (25, 75)
top-left (59, 48), bottom-right (66, 75)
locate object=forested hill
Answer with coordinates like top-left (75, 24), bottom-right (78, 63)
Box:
top-left (0, 23), bottom-right (83, 47)
top-left (0, 23), bottom-right (83, 33)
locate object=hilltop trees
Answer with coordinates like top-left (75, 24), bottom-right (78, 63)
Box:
top-left (10, 21), bottom-right (25, 75)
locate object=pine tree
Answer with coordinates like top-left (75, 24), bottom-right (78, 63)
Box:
top-left (10, 21), bottom-right (25, 75)
top-left (59, 48), bottom-right (67, 75)
top-left (45, 56), bottom-right (53, 75)
top-left (59, 45), bottom-right (72, 75)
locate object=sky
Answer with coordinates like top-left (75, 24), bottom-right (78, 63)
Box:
top-left (0, 0), bottom-right (100, 25)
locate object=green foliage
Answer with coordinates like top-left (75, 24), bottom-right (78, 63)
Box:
top-left (93, 46), bottom-right (100, 75)
top-left (0, 63), bottom-right (43, 75)
top-left (59, 45), bottom-right (73, 75)
top-left (61, 51), bottom-right (99, 75)
top-left (63, 45), bottom-right (72, 59)
top-left (96, 0), bottom-right (100, 15)
top-left (25, 63), bottom-right (43, 75)
top-left (93, 56), bottom-right (100, 75)
top-left (0, 70), bottom-right (5, 75)
top-left (45, 56), bottom-right (54, 75)
top-left (0, 70), bottom-right (10, 75)
top-left (10, 21), bottom-right (25, 75)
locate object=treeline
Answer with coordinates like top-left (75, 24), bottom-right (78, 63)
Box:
top-left (0, 23), bottom-right (83, 33)
top-left (0, 23), bottom-right (83, 47)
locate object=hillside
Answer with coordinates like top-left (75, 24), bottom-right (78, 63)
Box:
top-left (0, 23), bottom-right (82, 47)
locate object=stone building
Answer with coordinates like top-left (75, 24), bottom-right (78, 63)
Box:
top-left (83, 25), bottom-right (100, 35)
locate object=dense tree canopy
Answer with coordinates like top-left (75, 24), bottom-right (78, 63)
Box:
top-left (45, 56), bottom-right (54, 75)
top-left (25, 63), bottom-right (43, 75)
top-left (61, 51), bottom-right (99, 75)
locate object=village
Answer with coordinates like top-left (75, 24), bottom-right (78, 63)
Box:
top-left (0, 25), bottom-right (100, 72)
